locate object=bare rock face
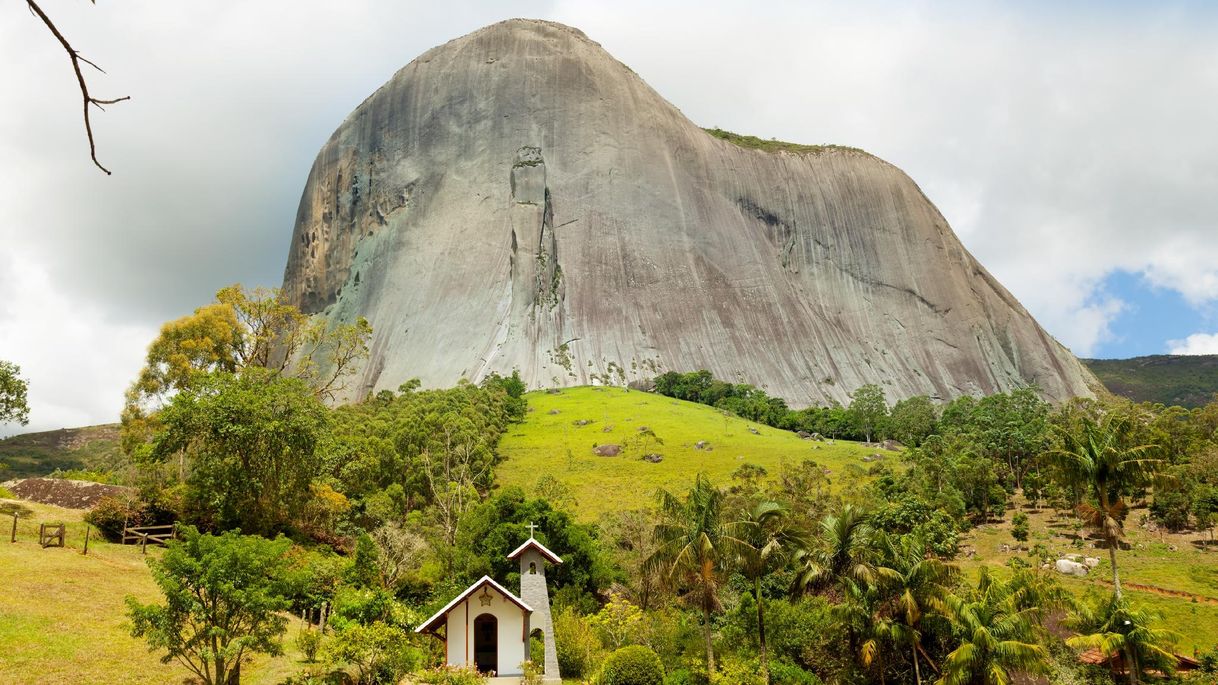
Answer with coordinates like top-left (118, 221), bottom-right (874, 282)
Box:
top-left (281, 19), bottom-right (1098, 406)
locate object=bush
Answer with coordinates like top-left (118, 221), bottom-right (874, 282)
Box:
top-left (1011, 512), bottom-right (1030, 543)
top-left (84, 494), bottom-right (145, 542)
top-left (295, 628), bottom-right (322, 663)
top-left (768, 660), bottom-right (823, 685)
top-left (600, 645), bottom-right (664, 685)
top-left (555, 608), bottom-right (604, 679)
top-left (413, 664), bottom-right (486, 684)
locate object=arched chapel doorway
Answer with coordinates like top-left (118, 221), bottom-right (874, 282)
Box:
top-left (473, 613), bottom-right (498, 674)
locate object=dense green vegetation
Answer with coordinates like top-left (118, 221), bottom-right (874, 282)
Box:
top-left (0, 424), bottom-right (122, 479)
top-left (5, 289), bottom-right (1218, 684)
top-left (1084, 355), bottom-right (1218, 408)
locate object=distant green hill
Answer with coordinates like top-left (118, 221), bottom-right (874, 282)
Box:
top-left (497, 386), bottom-right (880, 520)
top-left (1083, 355), bottom-right (1218, 408)
top-left (0, 425), bottom-right (121, 480)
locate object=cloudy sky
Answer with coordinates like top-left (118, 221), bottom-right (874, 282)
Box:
top-left (2, 0), bottom-right (1217, 433)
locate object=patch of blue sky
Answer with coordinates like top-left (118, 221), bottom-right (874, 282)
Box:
top-left (1089, 270), bottom-right (1217, 359)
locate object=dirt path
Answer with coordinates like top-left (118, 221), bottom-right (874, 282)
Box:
top-left (1089, 578), bottom-right (1218, 605)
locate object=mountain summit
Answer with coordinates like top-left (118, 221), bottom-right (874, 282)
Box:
top-left (280, 19), bottom-right (1096, 405)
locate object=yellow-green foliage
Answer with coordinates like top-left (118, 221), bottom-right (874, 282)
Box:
top-left (703, 127), bottom-right (866, 156)
top-left (497, 387), bottom-right (878, 520)
top-left (0, 501), bottom-right (303, 685)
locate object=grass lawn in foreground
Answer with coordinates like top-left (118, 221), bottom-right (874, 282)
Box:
top-left (0, 499), bottom-right (306, 685)
top-left (497, 386), bottom-right (880, 520)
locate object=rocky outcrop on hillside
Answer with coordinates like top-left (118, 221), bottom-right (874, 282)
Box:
top-left (280, 19), bottom-right (1098, 406)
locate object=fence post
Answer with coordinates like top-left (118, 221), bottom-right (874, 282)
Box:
top-left (140, 533), bottom-right (147, 555)
top-left (83, 524), bottom-right (91, 556)
top-left (39, 523), bottom-right (45, 547)
top-left (10, 512), bottom-right (16, 543)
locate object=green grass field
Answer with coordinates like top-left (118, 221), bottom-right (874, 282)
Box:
top-left (958, 501), bottom-right (1218, 653)
top-left (497, 386), bottom-right (879, 520)
top-left (0, 499), bottom-right (305, 685)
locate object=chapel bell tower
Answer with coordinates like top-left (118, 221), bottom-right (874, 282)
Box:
top-left (507, 524), bottom-right (563, 681)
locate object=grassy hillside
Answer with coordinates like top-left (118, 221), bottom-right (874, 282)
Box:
top-left (1084, 354), bottom-right (1218, 408)
top-left (0, 425), bottom-right (122, 479)
top-left (497, 386), bottom-right (880, 520)
top-left (960, 497), bottom-right (1218, 653)
top-left (0, 499), bottom-right (306, 685)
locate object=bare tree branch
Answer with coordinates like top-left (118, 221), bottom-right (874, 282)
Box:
top-left (26, 0), bottom-right (129, 175)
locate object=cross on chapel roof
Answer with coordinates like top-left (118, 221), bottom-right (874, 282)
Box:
top-left (506, 535), bottom-right (564, 565)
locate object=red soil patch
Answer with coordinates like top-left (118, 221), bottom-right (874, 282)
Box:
top-left (2, 478), bottom-right (133, 509)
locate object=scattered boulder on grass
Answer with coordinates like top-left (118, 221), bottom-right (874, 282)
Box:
top-left (1084, 557), bottom-right (1101, 568)
top-left (881, 439), bottom-right (903, 451)
top-left (641, 453), bottom-right (663, 463)
top-left (636, 426), bottom-right (650, 432)
top-left (694, 440), bottom-right (710, 450)
top-left (593, 444), bottom-right (622, 457)
top-left (862, 453), bottom-right (885, 463)
top-left (747, 426), bottom-right (761, 435)
top-left (1055, 559), bottom-right (1089, 577)
top-left (573, 419), bottom-right (593, 427)
top-left (602, 425), bottom-right (614, 433)
top-left (548, 409), bottom-right (561, 415)
top-left (545, 388), bottom-right (562, 394)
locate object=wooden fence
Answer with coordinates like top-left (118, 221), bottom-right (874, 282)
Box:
top-left (39, 523), bottom-right (65, 548)
top-left (122, 523), bottom-right (178, 553)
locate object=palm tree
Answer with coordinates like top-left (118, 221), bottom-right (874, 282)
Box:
top-left (791, 504), bottom-right (877, 597)
top-left (646, 474), bottom-right (737, 674)
top-left (734, 500), bottom-right (803, 683)
top-left (877, 535), bottom-right (959, 685)
top-left (935, 568), bottom-right (1049, 685)
top-left (1065, 592), bottom-right (1180, 685)
top-left (1051, 409), bottom-right (1160, 599)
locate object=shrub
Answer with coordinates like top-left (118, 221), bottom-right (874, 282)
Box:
top-left (520, 659), bottom-right (544, 685)
top-left (600, 645), bottom-right (664, 685)
top-left (295, 627), bottom-right (322, 663)
top-left (413, 664), bottom-right (486, 684)
top-left (555, 608), bottom-right (604, 678)
top-left (84, 494), bottom-right (145, 542)
top-left (0, 485), bottom-right (14, 500)
top-left (768, 659), bottom-right (823, 685)
top-left (1011, 512), bottom-right (1030, 543)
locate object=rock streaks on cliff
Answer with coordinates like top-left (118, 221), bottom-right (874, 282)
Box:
top-left (281, 19), bottom-right (1097, 405)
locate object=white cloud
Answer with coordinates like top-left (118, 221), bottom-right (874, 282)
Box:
top-left (0, 251), bottom-right (156, 436)
top-left (1168, 333), bottom-right (1218, 356)
top-left (3, 1), bottom-right (1218, 428)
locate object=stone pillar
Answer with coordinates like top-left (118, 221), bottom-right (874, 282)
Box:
top-left (518, 548), bottom-right (560, 681)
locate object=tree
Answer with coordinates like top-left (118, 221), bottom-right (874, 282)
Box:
top-left (25, 0), bottom-right (129, 173)
top-left (935, 568), bottom-right (1049, 685)
top-left (1065, 593), bottom-right (1180, 685)
top-left (123, 284), bottom-right (370, 453)
top-left (792, 504), bottom-right (879, 598)
top-left (1050, 408), bottom-right (1160, 599)
top-left (1011, 512), bottom-right (1029, 544)
top-left (848, 384), bottom-right (888, 443)
top-left (734, 500), bottom-right (803, 682)
top-left (877, 535), bottom-right (958, 684)
top-left (127, 526), bottom-right (292, 685)
top-left (148, 369), bottom-right (330, 534)
top-left (646, 474), bottom-right (737, 673)
top-left (0, 360), bottom-right (30, 426)
top-left (889, 396), bottom-right (938, 447)
top-left (369, 523), bottom-right (426, 591)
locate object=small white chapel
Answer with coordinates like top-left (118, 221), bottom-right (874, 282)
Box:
top-left (416, 530), bottom-right (562, 681)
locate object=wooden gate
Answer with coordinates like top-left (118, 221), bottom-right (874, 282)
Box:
top-left (122, 523), bottom-right (178, 553)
